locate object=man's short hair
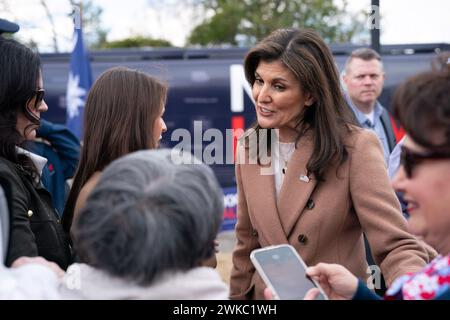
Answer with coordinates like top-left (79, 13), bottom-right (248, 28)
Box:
top-left (344, 48), bottom-right (384, 74)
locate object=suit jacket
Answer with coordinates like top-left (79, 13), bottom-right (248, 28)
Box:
top-left (345, 94), bottom-right (397, 154)
top-left (380, 107), bottom-right (397, 153)
top-left (229, 127), bottom-right (433, 300)
top-left (0, 157), bottom-right (72, 270)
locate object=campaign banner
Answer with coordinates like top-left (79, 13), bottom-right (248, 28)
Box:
top-left (220, 186), bottom-right (237, 232)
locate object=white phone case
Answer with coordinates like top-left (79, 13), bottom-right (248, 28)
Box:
top-left (250, 244), bottom-right (329, 300)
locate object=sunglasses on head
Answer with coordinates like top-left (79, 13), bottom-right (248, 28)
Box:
top-left (400, 146), bottom-right (450, 178)
top-left (28, 89), bottom-right (45, 110)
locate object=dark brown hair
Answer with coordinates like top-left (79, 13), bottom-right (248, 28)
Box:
top-left (243, 28), bottom-right (357, 181)
top-left (0, 38), bottom-right (42, 183)
top-left (393, 64), bottom-right (450, 151)
top-left (63, 67), bottom-right (167, 233)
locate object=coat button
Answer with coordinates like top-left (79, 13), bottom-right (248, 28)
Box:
top-left (298, 234), bottom-right (308, 245)
top-left (27, 210), bottom-right (33, 218)
top-left (252, 229), bottom-right (258, 237)
top-left (306, 199), bottom-right (315, 210)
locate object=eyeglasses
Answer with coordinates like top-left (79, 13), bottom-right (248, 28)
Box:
top-left (28, 89), bottom-right (45, 110)
top-left (400, 146), bottom-right (450, 178)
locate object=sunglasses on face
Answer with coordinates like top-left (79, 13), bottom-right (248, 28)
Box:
top-left (400, 146), bottom-right (450, 178)
top-left (29, 89), bottom-right (45, 110)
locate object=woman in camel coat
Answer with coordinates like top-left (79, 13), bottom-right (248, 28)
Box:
top-left (229, 28), bottom-right (434, 300)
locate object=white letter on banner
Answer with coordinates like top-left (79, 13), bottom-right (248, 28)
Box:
top-left (230, 64), bottom-right (254, 113)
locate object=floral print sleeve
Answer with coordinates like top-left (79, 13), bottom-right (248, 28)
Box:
top-left (385, 255), bottom-right (450, 300)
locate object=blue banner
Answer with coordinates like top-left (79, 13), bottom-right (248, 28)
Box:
top-left (66, 24), bottom-right (92, 139)
top-left (220, 186), bottom-right (237, 232)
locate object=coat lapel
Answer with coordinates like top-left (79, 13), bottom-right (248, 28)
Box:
top-left (277, 133), bottom-right (317, 237)
top-left (243, 160), bottom-right (288, 245)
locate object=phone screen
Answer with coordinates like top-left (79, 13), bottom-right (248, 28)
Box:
top-left (252, 245), bottom-right (326, 300)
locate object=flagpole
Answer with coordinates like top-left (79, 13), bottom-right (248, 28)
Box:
top-left (66, 1), bottom-right (92, 140)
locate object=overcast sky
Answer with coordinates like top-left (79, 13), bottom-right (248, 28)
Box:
top-left (1, 0), bottom-right (450, 52)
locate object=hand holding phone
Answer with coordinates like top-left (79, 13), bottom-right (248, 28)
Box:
top-left (250, 244), bottom-right (328, 300)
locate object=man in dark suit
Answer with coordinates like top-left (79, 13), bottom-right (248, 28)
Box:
top-left (343, 48), bottom-right (400, 295)
top-left (343, 48), bottom-right (397, 164)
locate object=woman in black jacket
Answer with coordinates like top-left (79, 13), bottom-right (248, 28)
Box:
top-left (0, 39), bottom-right (71, 269)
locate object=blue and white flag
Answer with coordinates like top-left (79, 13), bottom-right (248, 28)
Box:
top-left (66, 20), bottom-right (92, 139)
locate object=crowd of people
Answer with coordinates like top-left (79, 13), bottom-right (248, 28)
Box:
top-left (1, 17), bottom-right (449, 300)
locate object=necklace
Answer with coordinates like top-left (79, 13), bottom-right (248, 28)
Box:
top-left (282, 162), bottom-right (288, 175)
top-left (279, 142), bottom-right (295, 175)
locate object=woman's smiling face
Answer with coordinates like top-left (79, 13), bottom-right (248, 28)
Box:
top-left (392, 136), bottom-right (450, 254)
top-left (252, 59), bottom-right (313, 142)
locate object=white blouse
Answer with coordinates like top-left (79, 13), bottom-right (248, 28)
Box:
top-left (272, 141), bottom-right (296, 197)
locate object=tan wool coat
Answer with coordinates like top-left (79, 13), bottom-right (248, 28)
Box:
top-left (229, 127), bottom-right (434, 300)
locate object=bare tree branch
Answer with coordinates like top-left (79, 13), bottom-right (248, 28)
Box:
top-left (39, 0), bottom-right (59, 52)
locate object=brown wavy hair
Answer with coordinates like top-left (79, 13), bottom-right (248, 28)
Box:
top-left (393, 63), bottom-right (450, 151)
top-left (243, 28), bottom-right (357, 182)
top-left (63, 67), bottom-right (167, 233)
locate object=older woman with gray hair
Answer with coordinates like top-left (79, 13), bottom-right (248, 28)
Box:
top-left (59, 149), bottom-right (229, 299)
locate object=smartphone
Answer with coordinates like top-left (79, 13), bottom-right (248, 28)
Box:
top-left (250, 244), bottom-right (328, 300)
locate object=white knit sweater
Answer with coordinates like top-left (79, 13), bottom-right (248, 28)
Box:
top-left (58, 263), bottom-right (229, 300)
